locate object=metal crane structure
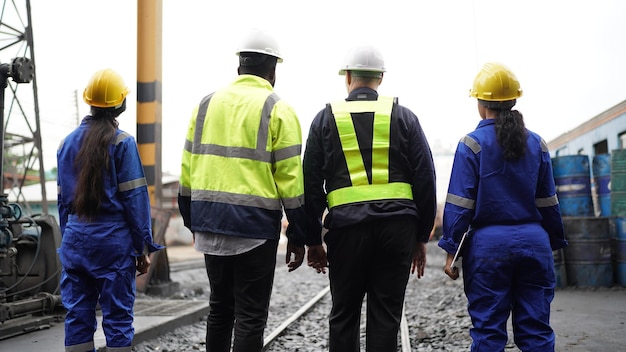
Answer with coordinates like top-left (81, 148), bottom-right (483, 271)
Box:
top-left (0, 0), bottom-right (64, 339)
top-left (0, 0), bottom-right (47, 212)
top-left (0, 0), bottom-right (175, 339)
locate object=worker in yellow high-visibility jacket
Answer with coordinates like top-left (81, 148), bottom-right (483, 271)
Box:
top-left (178, 29), bottom-right (312, 352)
top-left (304, 44), bottom-right (437, 352)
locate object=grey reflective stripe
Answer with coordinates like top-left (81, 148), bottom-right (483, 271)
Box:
top-left (258, 93), bottom-right (279, 150)
top-left (185, 143), bottom-right (300, 163)
top-left (179, 184), bottom-right (191, 196)
top-left (540, 138), bottom-right (548, 152)
top-left (119, 177), bottom-right (147, 192)
top-left (282, 194), bottom-right (305, 210)
top-left (184, 139), bottom-right (192, 152)
top-left (192, 189), bottom-right (282, 211)
top-left (115, 131), bottom-right (131, 145)
top-left (57, 185), bottom-right (61, 195)
top-left (536, 194), bottom-right (559, 207)
top-left (274, 144), bottom-right (301, 162)
top-left (57, 138), bottom-right (65, 151)
top-left (192, 92), bottom-right (284, 163)
top-left (193, 93), bottom-right (214, 149)
top-left (446, 193), bottom-right (476, 210)
top-left (66, 341), bottom-right (94, 352)
top-left (192, 144), bottom-right (273, 162)
top-left (460, 135), bottom-right (481, 154)
top-left (106, 346), bottom-right (132, 352)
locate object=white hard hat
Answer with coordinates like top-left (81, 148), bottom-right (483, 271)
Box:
top-left (235, 28), bottom-right (283, 63)
top-left (338, 44), bottom-right (386, 75)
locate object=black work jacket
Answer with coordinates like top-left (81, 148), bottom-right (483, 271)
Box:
top-left (303, 87), bottom-right (437, 245)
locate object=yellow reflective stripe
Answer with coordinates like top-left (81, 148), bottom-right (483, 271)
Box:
top-left (332, 105), bottom-right (368, 185)
top-left (327, 182), bottom-right (413, 208)
top-left (328, 97), bottom-right (406, 208)
top-left (330, 96), bottom-right (394, 186)
top-left (371, 96), bottom-right (394, 183)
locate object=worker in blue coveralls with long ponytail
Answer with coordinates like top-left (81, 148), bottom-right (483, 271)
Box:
top-left (57, 68), bottom-right (164, 352)
top-left (438, 62), bottom-right (567, 352)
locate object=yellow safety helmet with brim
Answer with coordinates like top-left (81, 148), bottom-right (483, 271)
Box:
top-left (470, 62), bottom-right (522, 102)
top-left (83, 68), bottom-right (129, 108)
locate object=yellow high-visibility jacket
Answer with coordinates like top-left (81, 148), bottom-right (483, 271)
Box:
top-left (178, 75), bottom-right (306, 245)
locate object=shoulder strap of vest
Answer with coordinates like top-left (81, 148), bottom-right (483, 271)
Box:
top-left (329, 96), bottom-right (395, 185)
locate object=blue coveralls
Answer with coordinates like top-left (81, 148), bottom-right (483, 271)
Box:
top-left (438, 119), bottom-right (567, 352)
top-left (57, 117), bottom-right (163, 352)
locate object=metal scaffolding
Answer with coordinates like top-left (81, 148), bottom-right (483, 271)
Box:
top-left (0, 0), bottom-right (47, 215)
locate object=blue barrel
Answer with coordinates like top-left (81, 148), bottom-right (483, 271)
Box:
top-left (563, 217), bottom-right (613, 287)
top-left (552, 155), bottom-right (593, 217)
top-left (611, 150), bottom-right (626, 216)
top-left (592, 154), bottom-right (611, 216)
top-left (611, 217), bottom-right (626, 286)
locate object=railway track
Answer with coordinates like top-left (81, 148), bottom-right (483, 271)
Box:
top-left (133, 242), bottom-right (475, 351)
top-left (262, 284), bottom-right (413, 352)
top-left (166, 258), bottom-right (416, 351)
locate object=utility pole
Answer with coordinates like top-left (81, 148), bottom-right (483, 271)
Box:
top-left (136, 0), bottom-right (178, 296)
top-left (137, 0), bottom-right (163, 208)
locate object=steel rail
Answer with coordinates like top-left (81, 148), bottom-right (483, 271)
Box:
top-left (169, 260), bottom-right (412, 351)
top-left (263, 285), bottom-right (331, 349)
top-left (400, 306), bottom-right (412, 352)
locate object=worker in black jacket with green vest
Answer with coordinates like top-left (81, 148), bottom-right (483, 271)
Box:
top-left (303, 44), bottom-right (437, 352)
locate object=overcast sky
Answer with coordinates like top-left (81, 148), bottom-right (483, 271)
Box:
top-left (11, 0), bottom-right (626, 191)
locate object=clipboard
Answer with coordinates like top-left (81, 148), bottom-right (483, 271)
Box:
top-left (451, 231), bottom-right (468, 267)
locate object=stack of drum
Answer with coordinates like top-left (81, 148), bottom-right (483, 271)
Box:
top-left (551, 154), bottom-right (620, 287)
top-left (610, 150), bottom-right (626, 286)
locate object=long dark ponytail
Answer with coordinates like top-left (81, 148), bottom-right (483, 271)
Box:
top-left (73, 101), bottom-right (125, 219)
top-left (495, 110), bottom-right (527, 160)
top-left (481, 99), bottom-right (527, 160)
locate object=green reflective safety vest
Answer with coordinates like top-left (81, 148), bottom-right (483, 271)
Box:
top-left (326, 96), bottom-right (413, 208)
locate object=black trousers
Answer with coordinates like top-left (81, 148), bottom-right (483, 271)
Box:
top-left (325, 216), bottom-right (417, 352)
top-left (203, 239), bottom-right (278, 352)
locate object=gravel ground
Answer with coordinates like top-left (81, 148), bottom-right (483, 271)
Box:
top-left (130, 242), bottom-right (523, 351)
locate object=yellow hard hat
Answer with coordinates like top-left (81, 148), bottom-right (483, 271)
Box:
top-left (83, 68), bottom-right (129, 108)
top-left (470, 62), bottom-right (522, 101)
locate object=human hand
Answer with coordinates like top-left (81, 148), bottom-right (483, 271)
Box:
top-left (411, 242), bottom-right (427, 279)
top-left (444, 252), bottom-right (459, 280)
top-left (136, 254), bottom-right (151, 276)
top-left (307, 244), bottom-right (328, 274)
top-left (286, 243), bottom-right (305, 272)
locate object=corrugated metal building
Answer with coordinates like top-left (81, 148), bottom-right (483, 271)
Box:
top-left (547, 99), bottom-right (626, 156)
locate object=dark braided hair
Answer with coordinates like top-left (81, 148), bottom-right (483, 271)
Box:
top-left (73, 100), bottom-right (126, 219)
top-left (480, 99), bottom-right (527, 160)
